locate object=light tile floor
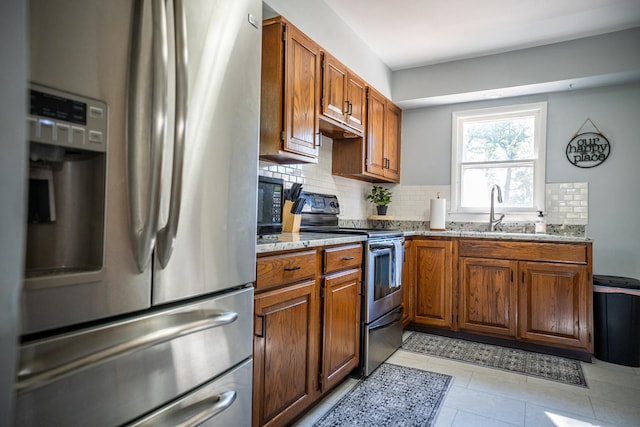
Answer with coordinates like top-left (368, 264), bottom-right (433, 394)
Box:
top-left (294, 333), bottom-right (640, 427)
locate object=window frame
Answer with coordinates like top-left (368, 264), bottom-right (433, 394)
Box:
top-left (450, 102), bottom-right (547, 220)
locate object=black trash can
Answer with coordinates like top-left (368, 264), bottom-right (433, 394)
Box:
top-left (593, 275), bottom-right (640, 367)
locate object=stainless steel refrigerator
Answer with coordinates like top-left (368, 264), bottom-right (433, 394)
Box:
top-left (16, 0), bottom-right (261, 425)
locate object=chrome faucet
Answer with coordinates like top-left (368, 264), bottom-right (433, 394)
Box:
top-left (489, 184), bottom-right (504, 231)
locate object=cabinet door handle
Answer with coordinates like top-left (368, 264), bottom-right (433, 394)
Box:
top-left (344, 100), bottom-right (350, 115)
top-left (341, 256), bottom-right (354, 260)
top-left (347, 101), bottom-right (353, 115)
top-left (256, 314), bottom-right (265, 338)
top-left (284, 266), bottom-right (301, 271)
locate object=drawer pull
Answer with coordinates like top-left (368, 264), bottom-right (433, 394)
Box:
top-left (284, 266), bottom-right (301, 271)
top-left (16, 310), bottom-right (238, 394)
top-left (341, 256), bottom-right (355, 260)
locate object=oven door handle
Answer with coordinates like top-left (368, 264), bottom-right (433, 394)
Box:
top-left (369, 244), bottom-right (394, 251)
top-left (369, 307), bottom-right (403, 331)
top-left (369, 319), bottom-right (399, 332)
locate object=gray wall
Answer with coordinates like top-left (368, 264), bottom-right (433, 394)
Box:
top-left (393, 28), bottom-right (640, 106)
top-left (401, 83), bottom-right (640, 279)
top-left (0, 0), bottom-right (27, 423)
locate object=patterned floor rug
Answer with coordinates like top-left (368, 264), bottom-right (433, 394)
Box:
top-left (313, 363), bottom-right (452, 427)
top-left (402, 332), bottom-right (588, 387)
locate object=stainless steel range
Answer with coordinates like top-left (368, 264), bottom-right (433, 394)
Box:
top-left (300, 192), bottom-right (404, 376)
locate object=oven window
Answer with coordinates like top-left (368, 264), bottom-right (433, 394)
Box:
top-left (373, 250), bottom-right (399, 300)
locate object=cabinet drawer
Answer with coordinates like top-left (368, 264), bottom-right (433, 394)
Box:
top-left (324, 244), bottom-right (362, 274)
top-left (256, 250), bottom-right (317, 290)
top-left (458, 239), bottom-right (588, 264)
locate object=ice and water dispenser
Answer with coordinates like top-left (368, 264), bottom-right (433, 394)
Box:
top-left (26, 84), bottom-right (107, 279)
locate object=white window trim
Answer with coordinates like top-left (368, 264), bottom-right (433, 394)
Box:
top-left (450, 102), bottom-right (547, 222)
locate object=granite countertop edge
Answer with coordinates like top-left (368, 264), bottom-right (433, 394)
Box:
top-left (257, 230), bottom-right (590, 253)
top-left (405, 230), bottom-right (592, 242)
top-left (256, 233), bottom-right (367, 254)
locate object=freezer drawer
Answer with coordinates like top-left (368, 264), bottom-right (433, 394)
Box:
top-left (362, 306), bottom-right (403, 376)
top-left (15, 287), bottom-right (253, 427)
top-left (130, 358), bottom-right (252, 426)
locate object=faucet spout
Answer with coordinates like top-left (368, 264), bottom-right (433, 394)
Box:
top-left (489, 184), bottom-right (504, 231)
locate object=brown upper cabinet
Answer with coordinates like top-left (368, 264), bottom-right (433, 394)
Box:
top-left (332, 87), bottom-right (402, 183)
top-left (260, 17), bottom-right (321, 164)
top-left (383, 99), bottom-right (402, 182)
top-left (319, 52), bottom-right (366, 137)
top-left (260, 15), bottom-right (402, 179)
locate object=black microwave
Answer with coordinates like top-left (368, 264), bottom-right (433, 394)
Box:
top-left (257, 176), bottom-right (283, 236)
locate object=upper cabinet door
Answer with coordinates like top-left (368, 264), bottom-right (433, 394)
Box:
top-left (285, 26), bottom-right (321, 159)
top-left (321, 54), bottom-right (347, 124)
top-left (366, 88), bottom-right (386, 177)
top-left (346, 73), bottom-right (366, 133)
top-left (319, 53), bottom-right (366, 137)
top-left (260, 17), bottom-right (319, 164)
top-left (384, 101), bottom-right (401, 181)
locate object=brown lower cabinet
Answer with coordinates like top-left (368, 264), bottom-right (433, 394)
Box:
top-left (410, 239), bottom-right (454, 329)
top-left (253, 243), bottom-right (362, 427)
top-left (405, 237), bottom-right (594, 356)
top-left (253, 280), bottom-right (319, 427)
top-left (459, 257), bottom-right (517, 337)
top-left (519, 261), bottom-right (590, 349)
top-left (322, 268), bottom-right (361, 392)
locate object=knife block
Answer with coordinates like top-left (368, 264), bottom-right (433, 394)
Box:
top-left (282, 201), bottom-right (301, 233)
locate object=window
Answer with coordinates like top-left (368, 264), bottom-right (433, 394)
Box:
top-left (451, 102), bottom-right (547, 218)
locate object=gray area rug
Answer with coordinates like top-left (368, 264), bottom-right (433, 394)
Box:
top-left (313, 363), bottom-right (452, 427)
top-left (402, 332), bottom-right (588, 387)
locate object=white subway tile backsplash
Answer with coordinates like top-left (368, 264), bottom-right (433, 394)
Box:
top-left (258, 142), bottom-right (588, 226)
top-left (545, 182), bottom-right (588, 225)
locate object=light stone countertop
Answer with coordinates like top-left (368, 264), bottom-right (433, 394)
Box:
top-left (256, 232), bottom-right (367, 254)
top-left (256, 229), bottom-right (590, 254)
top-left (405, 230), bottom-right (592, 243)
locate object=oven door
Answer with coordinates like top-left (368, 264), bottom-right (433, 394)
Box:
top-left (365, 240), bottom-right (403, 323)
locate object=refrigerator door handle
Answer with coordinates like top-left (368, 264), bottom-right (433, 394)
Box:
top-left (132, 390), bottom-right (237, 426)
top-left (16, 310), bottom-right (239, 394)
top-left (128, 0), bottom-right (169, 272)
top-left (157, 0), bottom-right (188, 269)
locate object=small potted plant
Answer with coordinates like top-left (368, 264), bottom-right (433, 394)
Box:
top-left (367, 185), bottom-right (392, 215)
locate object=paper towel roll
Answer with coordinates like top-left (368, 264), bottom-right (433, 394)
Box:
top-left (430, 197), bottom-right (446, 230)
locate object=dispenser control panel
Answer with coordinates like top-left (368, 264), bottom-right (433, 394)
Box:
top-left (28, 83), bottom-right (108, 153)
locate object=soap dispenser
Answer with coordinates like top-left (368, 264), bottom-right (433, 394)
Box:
top-left (535, 211), bottom-right (546, 234)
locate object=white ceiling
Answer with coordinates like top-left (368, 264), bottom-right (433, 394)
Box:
top-left (323, 0), bottom-right (640, 71)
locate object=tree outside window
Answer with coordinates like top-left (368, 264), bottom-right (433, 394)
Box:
top-left (451, 102), bottom-right (547, 216)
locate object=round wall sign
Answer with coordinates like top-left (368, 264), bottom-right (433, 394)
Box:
top-left (566, 132), bottom-right (610, 168)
